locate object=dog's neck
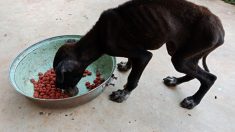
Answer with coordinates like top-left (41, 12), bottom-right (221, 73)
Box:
top-left (74, 28), bottom-right (103, 67)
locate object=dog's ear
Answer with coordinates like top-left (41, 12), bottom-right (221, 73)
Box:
top-left (56, 61), bottom-right (66, 83)
top-left (53, 44), bottom-right (76, 69)
top-left (53, 47), bottom-right (66, 69)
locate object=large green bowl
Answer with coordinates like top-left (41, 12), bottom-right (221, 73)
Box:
top-left (9, 35), bottom-right (116, 108)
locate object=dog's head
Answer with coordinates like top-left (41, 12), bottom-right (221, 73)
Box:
top-left (53, 43), bottom-right (85, 96)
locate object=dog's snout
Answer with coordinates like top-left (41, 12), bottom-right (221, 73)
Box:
top-left (55, 82), bottom-right (60, 89)
top-left (65, 87), bottom-right (79, 97)
top-left (55, 78), bottom-right (63, 89)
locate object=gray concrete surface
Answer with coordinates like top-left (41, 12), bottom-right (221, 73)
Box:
top-left (0, 0), bottom-right (235, 132)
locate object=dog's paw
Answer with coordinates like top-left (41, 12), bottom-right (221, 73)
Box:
top-left (117, 62), bottom-right (131, 72)
top-left (109, 89), bottom-right (130, 103)
top-left (180, 96), bottom-right (199, 109)
top-left (163, 76), bottom-right (178, 87)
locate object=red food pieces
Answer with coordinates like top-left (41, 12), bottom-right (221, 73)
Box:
top-left (30, 79), bottom-right (36, 83)
top-left (85, 71), bottom-right (105, 90)
top-left (30, 68), bottom-right (69, 99)
top-left (96, 71), bottom-right (101, 77)
top-left (83, 70), bottom-right (92, 77)
top-left (31, 69), bottom-right (96, 99)
top-left (85, 82), bottom-right (91, 87)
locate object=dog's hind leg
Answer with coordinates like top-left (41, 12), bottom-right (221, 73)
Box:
top-left (164, 42), bottom-right (196, 86)
top-left (163, 51), bottom-right (214, 87)
top-left (110, 50), bottom-right (152, 103)
top-left (163, 52), bottom-right (213, 86)
top-left (171, 49), bottom-right (217, 109)
top-left (179, 66), bottom-right (217, 109)
top-left (117, 58), bottom-right (132, 72)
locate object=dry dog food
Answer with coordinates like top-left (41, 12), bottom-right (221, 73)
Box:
top-left (30, 69), bottom-right (69, 99)
top-left (30, 69), bottom-right (104, 99)
top-left (85, 71), bottom-right (105, 90)
top-left (83, 70), bottom-right (92, 77)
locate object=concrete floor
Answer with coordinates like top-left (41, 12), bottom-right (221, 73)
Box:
top-left (0, 0), bottom-right (235, 132)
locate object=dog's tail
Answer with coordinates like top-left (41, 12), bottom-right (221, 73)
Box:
top-left (202, 54), bottom-right (210, 72)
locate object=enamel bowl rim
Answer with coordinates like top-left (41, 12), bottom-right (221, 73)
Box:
top-left (9, 35), bottom-right (116, 102)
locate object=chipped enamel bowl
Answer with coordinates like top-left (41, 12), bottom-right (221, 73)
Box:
top-left (9, 35), bottom-right (116, 108)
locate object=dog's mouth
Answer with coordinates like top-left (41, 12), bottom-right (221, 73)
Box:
top-left (64, 87), bottom-right (79, 97)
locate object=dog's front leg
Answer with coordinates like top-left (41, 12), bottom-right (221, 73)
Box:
top-left (117, 58), bottom-right (132, 72)
top-left (110, 51), bottom-right (152, 103)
